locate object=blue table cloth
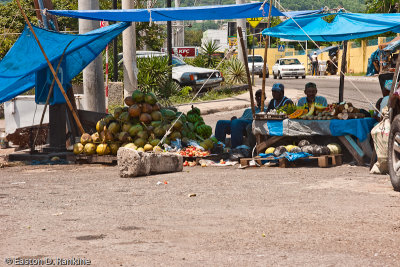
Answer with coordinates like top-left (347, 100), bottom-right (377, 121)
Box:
top-left (253, 118), bottom-right (377, 142)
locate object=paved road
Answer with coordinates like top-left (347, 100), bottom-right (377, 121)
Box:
top-left (1, 164), bottom-right (399, 265)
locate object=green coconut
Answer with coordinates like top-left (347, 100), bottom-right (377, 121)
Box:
top-left (151, 120), bottom-right (162, 128)
top-left (108, 122), bottom-right (120, 135)
top-left (84, 143), bottom-right (97, 155)
top-left (118, 132), bottom-right (131, 143)
top-left (96, 119), bottom-right (107, 133)
top-left (150, 139), bottom-right (161, 147)
top-left (131, 90), bottom-right (145, 103)
top-left (144, 143), bottom-right (153, 151)
top-left (134, 138), bottom-right (146, 148)
top-left (170, 131), bottom-right (182, 141)
top-left (100, 129), bottom-right (114, 142)
top-left (73, 143), bottom-right (84, 155)
top-left (137, 130), bottom-right (149, 140)
top-left (154, 126), bottom-right (166, 137)
top-left (151, 111), bottom-right (162, 121)
top-left (114, 107), bottom-right (123, 120)
top-left (109, 142), bottom-right (120, 155)
top-left (119, 111), bottom-right (130, 123)
top-left (123, 143), bottom-right (138, 150)
top-left (122, 122), bottom-right (133, 133)
top-left (128, 124), bottom-right (143, 137)
top-left (96, 143), bottom-right (110, 156)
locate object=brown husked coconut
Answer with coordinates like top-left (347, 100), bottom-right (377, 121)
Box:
top-left (141, 103), bottom-right (153, 114)
top-left (139, 113), bottom-right (152, 124)
top-left (124, 96), bottom-right (135, 106)
top-left (128, 104), bottom-right (141, 117)
top-left (152, 103), bottom-right (161, 111)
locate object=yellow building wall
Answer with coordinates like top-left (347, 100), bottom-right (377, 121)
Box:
top-left (250, 42), bottom-right (381, 75)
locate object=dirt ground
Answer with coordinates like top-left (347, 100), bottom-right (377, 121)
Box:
top-left (1, 163), bottom-right (400, 266)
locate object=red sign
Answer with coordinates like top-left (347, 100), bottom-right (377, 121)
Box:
top-left (100, 21), bottom-right (109, 28)
top-left (172, 47), bottom-right (196, 57)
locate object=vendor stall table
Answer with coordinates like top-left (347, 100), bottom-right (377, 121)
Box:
top-left (253, 117), bottom-right (377, 165)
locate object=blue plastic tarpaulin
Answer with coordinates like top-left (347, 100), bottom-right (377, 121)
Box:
top-left (48, 2), bottom-right (284, 22)
top-left (0, 22), bottom-right (129, 104)
top-left (262, 12), bottom-right (400, 41)
top-left (253, 118), bottom-right (377, 142)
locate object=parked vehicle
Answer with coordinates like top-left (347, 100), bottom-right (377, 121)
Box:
top-left (248, 55), bottom-right (268, 78)
top-left (120, 51), bottom-right (224, 90)
top-left (272, 57), bottom-right (306, 79)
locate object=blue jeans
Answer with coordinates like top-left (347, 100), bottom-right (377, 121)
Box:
top-left (215, 119), bottom-right (252, 148)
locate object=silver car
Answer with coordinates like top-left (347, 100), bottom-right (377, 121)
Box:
top-left (248, 55), bottom-right (269, 78)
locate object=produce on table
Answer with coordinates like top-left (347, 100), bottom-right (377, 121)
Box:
top-left (76, 90), bottom-right (214, 156)
top-left (277, 102), bottom-right (366, 120)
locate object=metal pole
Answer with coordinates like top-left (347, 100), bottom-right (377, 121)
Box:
top-left (238, 26), bottom-right (256, 118)
top-left (261, 0), bottom-right (273, 112)
top-left (112, 0), bottom-right (118, 82)
top-left (16, 0), bottom-right (85, 134)
top-left (252, 26), bottom-right (255, 85)
top-left (339, 40), bottom-right (348, 103)
top-left (167, 0), bottom-right (172, 78)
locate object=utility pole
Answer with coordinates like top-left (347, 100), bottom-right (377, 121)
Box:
top-left (78, 0), bottom-right (106, 113)
top-left (236, 0), bottom-right (247, 64)
top-left (112, 0), bottom-right (118, 82)
top-left (174, 0), bottom-right (184, 47)
top-left (167, 0), bottom-right (173, 78)
top-left (122, 0), bottom-right (137, 98)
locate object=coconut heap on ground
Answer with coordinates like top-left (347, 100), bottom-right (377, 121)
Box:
top-left (73, 89), bottom-right (215, 156)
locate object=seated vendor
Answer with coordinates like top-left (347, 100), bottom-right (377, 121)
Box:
top-left (266, 83), bottom-right (294, 112)
top-left (297, 82), bottom-right (328, 108)
top-left (215, 89), bottom-right (265, 148)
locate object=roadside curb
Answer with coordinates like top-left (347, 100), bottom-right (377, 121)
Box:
top-left (307, 75), bottom-right (377, 82)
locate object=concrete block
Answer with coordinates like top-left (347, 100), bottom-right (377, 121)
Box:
top-left (148, 152), bottom-right (183, 174)
top-left (117, 148), bottom-right (151, 178)
top-left (117, 148), bottom-right (183, 178)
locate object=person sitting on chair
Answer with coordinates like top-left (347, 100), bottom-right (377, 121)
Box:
top-left (297, 82), bottom-right (328, 108)
top-left (266, 83), bottom-right (294, 112)
top-left (215, 89), bottom-right (265, 148)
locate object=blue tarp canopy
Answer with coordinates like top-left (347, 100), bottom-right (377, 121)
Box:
top-left (0, 22), bottom-right (129, 103)
top-left (383, 39), bottom-right (400, 52)
top-left (262, 12), bottom-right (400, 41)
top-left (48, 2), bottom-right (285, 22)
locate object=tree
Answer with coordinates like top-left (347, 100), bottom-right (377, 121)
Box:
top-left (185, 29), bottom-right (203, 46)
top-left (366, 0), bottom-right (399, 13)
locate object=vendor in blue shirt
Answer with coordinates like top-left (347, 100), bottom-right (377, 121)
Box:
top-left (297, 82), bottom-right (328, 108)
top-left (215, 89), bottom-right (266, 148)
top-left (266, 83), bottom-right (294, 112)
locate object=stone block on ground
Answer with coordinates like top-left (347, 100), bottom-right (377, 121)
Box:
top-left (117, 148), bottom-right (151, 178)
top-left (148, 152), bottom-right (183, 174)
top-left (117, 148), bottom-right (183, 178)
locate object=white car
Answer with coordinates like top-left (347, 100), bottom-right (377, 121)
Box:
top-left (133, 51), bottom-right (223, 90)
top-left (248, 55), bottom-right (269, 78)
top-left (272, 58), bottom-right (306, 79)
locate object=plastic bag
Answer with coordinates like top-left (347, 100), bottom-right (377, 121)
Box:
top-left (370, 109), bottom-right (390, 174)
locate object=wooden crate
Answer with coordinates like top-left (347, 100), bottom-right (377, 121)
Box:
top-left (278, 154), bottom-right (342, 168)
top-left (239, 154), bottom-right (342, 168)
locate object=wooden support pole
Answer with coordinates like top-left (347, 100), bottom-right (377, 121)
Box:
top-left (238, 26), bottom-right (255, 118)
top-left (339, 40), bottom-right (348, 103)
top-left (261, 0), bottom-right (273, 112)
top-left (16, 0), bottom-right (85, 135)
